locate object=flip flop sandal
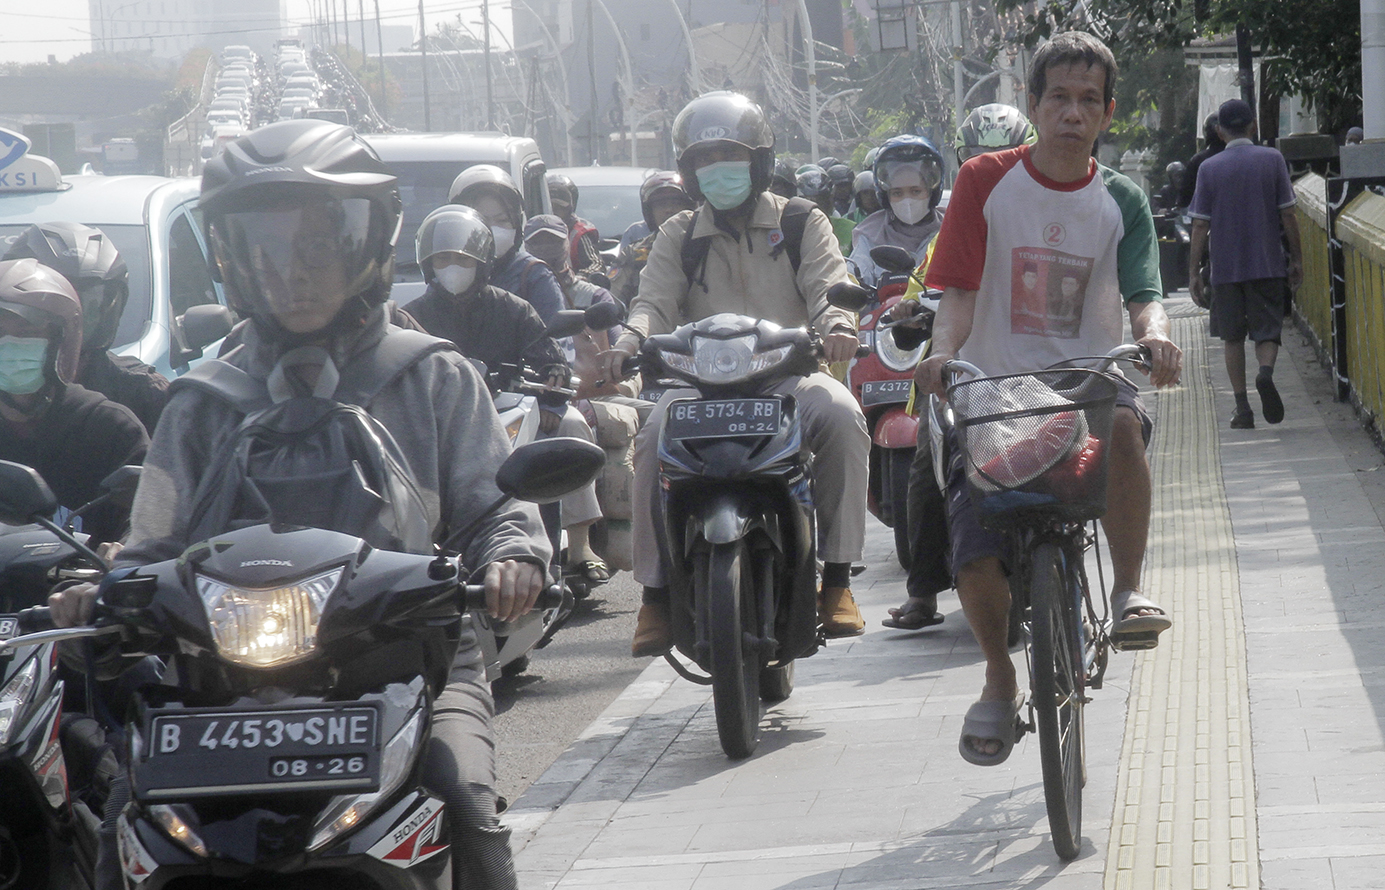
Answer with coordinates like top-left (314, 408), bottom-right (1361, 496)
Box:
top-left (1110, 589), bottom-right (1171, 650)
top-left (958, 692), bottom-right (1025, 767)
top-left (566, 560), bottom-right (610, 584)
top-left (881, 597), bottom-right (945, 630)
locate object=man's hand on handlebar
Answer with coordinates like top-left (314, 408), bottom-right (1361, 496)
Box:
top-left (889, 300), bottom-right (925, 323)
top-left (822, 331), bottom-right (859, 365)
top-left (598, 341), bottom-right (639, 387)
top-left (50, 581), bottom-right (100, 628)
top-left (914, 351), bottom-right (953, 399)
top-left (1135, 334), bottom-right (1183, 388)
top-left (484, 559), bottom-right (546, 622)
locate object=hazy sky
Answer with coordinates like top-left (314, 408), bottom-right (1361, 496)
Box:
top-left (2, 1), bottom-right (509, 66)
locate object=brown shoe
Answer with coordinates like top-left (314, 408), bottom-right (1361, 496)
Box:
top-left (631, 602), bottom-right (672, 657)
top-left (818, 587), bottom-right (865, 637)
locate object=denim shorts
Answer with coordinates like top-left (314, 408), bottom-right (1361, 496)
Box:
top-left (947, 375), bottom-right (1152, 574)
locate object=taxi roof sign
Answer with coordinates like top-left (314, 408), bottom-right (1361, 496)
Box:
top-left (0, 128), bottom-right (65, 193)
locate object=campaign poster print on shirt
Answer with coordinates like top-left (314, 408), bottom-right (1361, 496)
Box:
top-left (1009, 247), bottom-right (1095, 339)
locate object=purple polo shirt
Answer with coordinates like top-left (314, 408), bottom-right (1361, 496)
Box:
top-left (1188, 139), bottom-right (1297, 286)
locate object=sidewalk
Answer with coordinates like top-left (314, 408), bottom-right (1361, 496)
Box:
top-left (504, 296), bottom-right (1385, 890)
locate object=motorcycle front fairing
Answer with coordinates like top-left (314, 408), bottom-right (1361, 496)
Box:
top-left (107, 524), bottom-right (469, 888)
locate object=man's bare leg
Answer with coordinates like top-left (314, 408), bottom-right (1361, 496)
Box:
top-left (1100, 409), bottom-right (1163, 620)
top-left (957, 556), bottom-right (1016, 757)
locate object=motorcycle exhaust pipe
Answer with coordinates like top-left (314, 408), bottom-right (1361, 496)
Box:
top-left (0, 826), bottom-right (23, 890)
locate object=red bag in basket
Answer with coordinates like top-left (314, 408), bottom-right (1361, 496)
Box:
top-left (975, 410), bottom-right (1083, 490)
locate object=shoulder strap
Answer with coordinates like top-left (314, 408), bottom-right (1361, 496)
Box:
top-left (333, 327), bottom-right (459, 407)
top-left (167, 358), bottom-right (272, 416)
top-left (515, 256), bottom-right (546, 305)
top-left (679, 209), bottom-right (711, 292)
top-left (776, 197), bottom-right (815, 275)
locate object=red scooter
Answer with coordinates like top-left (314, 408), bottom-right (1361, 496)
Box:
top-left (846, 246), bottom-right (937, 568)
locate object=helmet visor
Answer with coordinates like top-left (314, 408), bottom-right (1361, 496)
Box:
top-left (879, 157), bottom-right (942, 193)
top-left (418, 212), bottom-right (491, 267)
top-left (213, 197), bottom-right (379, 334)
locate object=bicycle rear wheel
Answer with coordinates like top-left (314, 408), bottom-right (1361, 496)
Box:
top-left (1029, 541), bottom-right (1086, 860)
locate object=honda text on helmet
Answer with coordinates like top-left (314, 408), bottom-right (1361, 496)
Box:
top-left (872, 135), bottom-right (945, 226)
top-left (639, 170), bottom-right (696, 232)
top-left (0, 258), bottom-right (83, 401)
top-left (954, 103), bottom-right (1037, 165)
top-left (672, 90), bottom-right (776, 212)
top-left (199, 120), bottom-right (403, 343)
top-left (448, 163), bottom-right (526, 262)
top-left (3, 221), bottom-right (128, 353)
top-left (416, 204), bottom-right (496, 296)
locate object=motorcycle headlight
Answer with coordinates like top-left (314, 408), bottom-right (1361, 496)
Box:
top-left (196, 568), bottom-right (343, 668)
top-left (661, 336), bottom-right (793, 385)
top-left (0, 656), bottom-right (38, 745)
top-left (875, 325), bottom-right (926, 372)
top-left (309, 705), bottom-right (425, 850)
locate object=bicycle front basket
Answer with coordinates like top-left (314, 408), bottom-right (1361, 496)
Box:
top-left (948, 368), bottom-right (1119, 527)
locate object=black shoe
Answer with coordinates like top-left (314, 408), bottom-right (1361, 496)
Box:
top-left (1230, 408), bottom-right (1254, 429)
top-left (1256, 371), bottom-right (1284, 424)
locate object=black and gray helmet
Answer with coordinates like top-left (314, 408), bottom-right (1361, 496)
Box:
top-left (416, 205), bottom-right (496, 287)
top-left (771, 158), bottom-right (797, 197)
top-left (2, 221), bottom-right (128, 352)
top-left (671, 91), bottom-right (776, 205)
top-left (826, 164), bottom-right (855, 186)
top-left (638, 171), bottom-right (694, 231)
top-left (200, 120), bottom-right (402, 339)
top-left (545, 172), bottom-right (578, 209)
top-left (795, 165), bottom-right (832, 199)
top-left (0, 258), bottom-right (84, 388)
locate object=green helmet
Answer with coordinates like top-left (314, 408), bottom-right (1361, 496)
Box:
top-left (954, 103), bottom-right (1036, 165)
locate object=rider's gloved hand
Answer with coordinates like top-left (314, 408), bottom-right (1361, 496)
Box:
top-left (484, 559), bottom-right (546, 622)
top-left (538, 407), bottom-right (561, 434)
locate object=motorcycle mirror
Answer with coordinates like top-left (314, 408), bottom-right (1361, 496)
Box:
top-left (583, 300), bottom-right (624, 331)
top-left (0, 460), bottom-right (59, 526)
top-left (825, 281), bottom-right (872, 313)
top-left (98, 465), bottom-right (143, 510)
top-left (544, 309), bottom-right (589, 341)
top-left (870, 244), bottom-right (918, 274)
top-left (497, 437), bottom-right (606, 504)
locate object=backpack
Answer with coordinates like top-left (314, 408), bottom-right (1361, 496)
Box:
top-left (168, 329), bottom-right (456, 554)
top-left (680, 196), bottom-right (816, 292)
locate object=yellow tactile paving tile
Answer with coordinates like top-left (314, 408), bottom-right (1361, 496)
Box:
top-left (1105, 315), bottom-right (1259, 890)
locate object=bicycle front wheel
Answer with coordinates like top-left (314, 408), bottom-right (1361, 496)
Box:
top-left (1029, 541), bottom-right (1086, 860)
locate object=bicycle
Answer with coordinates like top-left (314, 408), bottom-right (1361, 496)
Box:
top-left (932, 343), bottom-right (1151, 860)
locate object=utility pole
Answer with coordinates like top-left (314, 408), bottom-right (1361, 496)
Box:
top-left (358, 0), bottom-right (367, 65)
top-left (374, 0), bottom-right (388, 120)
top-left (587, 0), bottom-right (599, 162)
top-left (483, 0), bottom-right (495, 129)
top-left (951, 0), bottom-right (965, 132)
top-left (418, 0), bottom-right (431, 131)
top-left (795, 0), bottom-right (818, 161)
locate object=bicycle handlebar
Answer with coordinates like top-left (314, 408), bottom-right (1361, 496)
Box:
top-left (942, 343), bottom-right (1151, 386)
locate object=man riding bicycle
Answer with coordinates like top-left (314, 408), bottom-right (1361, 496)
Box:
top-left (913, 31), bottom-right (1183, 766)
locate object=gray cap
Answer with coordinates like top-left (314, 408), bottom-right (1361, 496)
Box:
top-left (523, 213), bottom-right (568, 241)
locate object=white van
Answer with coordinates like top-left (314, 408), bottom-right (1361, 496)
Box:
top-left (361, 133), bottom-right (550, 303)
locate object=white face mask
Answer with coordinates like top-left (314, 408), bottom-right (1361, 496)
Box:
top-left (490, 226), bottom-right (517, 256)
top-left (435, 264), bottom-right (476, 295)
top-left (891, 197), bottom-right (929, 226)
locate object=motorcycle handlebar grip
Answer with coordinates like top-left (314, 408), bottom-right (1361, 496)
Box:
top-left (620, 355), bottom-right (641, 377)
top-left (855, 345), bottom-right (871, 358)
top-left (17, 607), bottom-right (55, 633)
top-left (461, 583), bottom-right (566, 611)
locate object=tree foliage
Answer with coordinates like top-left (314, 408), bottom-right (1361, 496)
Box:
top-left (995, 0), bottom-right (1362, 133)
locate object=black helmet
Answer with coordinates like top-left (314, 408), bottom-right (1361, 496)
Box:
top-left (0, 258), bottom-right (84, 389)
top-left (415, 205), bottom-right (496, 287)
top-left (770, 158), bottom-right (797, 197)
top-left (827, 164), bottom-right (854, 185)
top-left (448, 164), bottom-right (525, 262)
top-left (200, 120), bottom-right (402, 341)
top-left (816, 156), bottom-right (842, 171)
top-left (795, 165), bottom-right (831, 199)
top-left (671, 91), bottom-right (776, 205)
top-left (1165, 161), bottom-right (1186, 178)
top-left (546, 172), bottom-right (578, 209)
top-left (873, 134), bottom-right (945, 215)
top-left (1, 222), bottom-right (128, 352)
top-left (639, 170), bottom-right (694, 232)
top-left (955, 103), bottom-right (1035, 165)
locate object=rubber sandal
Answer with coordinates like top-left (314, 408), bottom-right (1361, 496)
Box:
top-left (1110, 588), bottom-right (1171, 648)
top-left (881, 596), bottom-right (945, 630)
top-left (958, 692), bottom-right (1025, 766)
top-left (566, 559), bottom-right (610, 584)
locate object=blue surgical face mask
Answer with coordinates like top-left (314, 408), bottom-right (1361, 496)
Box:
top-left (697, 161), bottom-right (754, 211)
top-left (0, 335), bottom-right (50, 395)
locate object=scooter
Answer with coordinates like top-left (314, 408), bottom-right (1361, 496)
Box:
top-left (0, 438), bottom-right (603, 890)
top-left (608, 292), bottom-right (867, 759)
top-left (845, 246), bottom-right (937, 569)
top-left (0, 466), bottom-right (141, 889)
